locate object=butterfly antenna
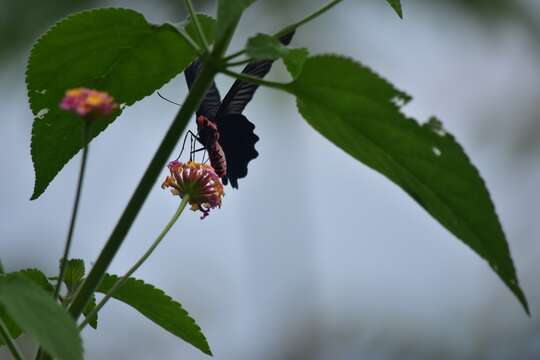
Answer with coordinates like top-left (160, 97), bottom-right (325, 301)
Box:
top-left (157, 92), bottom-right (182, 106)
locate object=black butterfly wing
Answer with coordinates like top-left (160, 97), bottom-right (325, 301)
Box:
top-left (217, 30), bottom-right (295, 116)
top-left (185, 59), bottom-right (222, 119)
top-left (217, 114), bottom-right (259, 188)
top-left (213, 31), bottom-right (295, 188)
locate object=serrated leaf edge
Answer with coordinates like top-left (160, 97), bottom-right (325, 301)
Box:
top-left (290, 54), bottom-right (528, 313)
top-left (99, 274), bottom-right (212, 355)
top-left (26, 8), bottom-right (192, 199)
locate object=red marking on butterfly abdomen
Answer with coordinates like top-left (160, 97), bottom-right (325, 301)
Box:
top-left (208, 142), bottom-right (227, 178)
top-left (196, 115), bottom-right (227, 177)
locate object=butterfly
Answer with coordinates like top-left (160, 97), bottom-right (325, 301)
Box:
top-left (184, 31), bottom-right (295, 188)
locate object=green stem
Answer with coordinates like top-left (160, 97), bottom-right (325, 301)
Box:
top-left (53, 122), bottom-right (90, 301)
top-left (0, 318), bottom-right (25, 360)
top-left (184, 0), bottom-right (209, 52)
top-left (66, 18), bottom-right (239, 323)
top-left (273, 0), bottom-right (343, 38)
top-left (178, 29), bottom-right (203, 54)
top-left (222, 0), bottom-right (343, 62)
top-left (220, 68), bottom-right (288, 90)
top-left (226, 58), bottom-right (253, 67)
top-left (222, 49), bottom-right (245, 62)
top-left (79, 196), bottom-right (190, 330)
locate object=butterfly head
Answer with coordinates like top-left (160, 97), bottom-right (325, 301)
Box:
top-left (196, 115), bottom-right (208, 128)
top-left (196, 115), bottom-right (219, 145)
top-left (197, 115), bottom-right (218, 131)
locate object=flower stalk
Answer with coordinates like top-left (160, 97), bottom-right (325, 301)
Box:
top-left (53, 122), bottom-right (90, 300)
top-left (79, 195), bottom-right (190, 330)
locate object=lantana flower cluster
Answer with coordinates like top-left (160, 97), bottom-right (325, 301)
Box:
top-left (60, 88), bottom-right (117, 118)
top-left (162, 160), bottom-right (224, 219)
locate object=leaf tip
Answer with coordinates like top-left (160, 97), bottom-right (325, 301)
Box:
top-left (386, 0), bottom-right (403, 19)
top-left (512, 283), bottom-right (530, 316)
top-left (30, 190), bottom-right (40, 201)
top-left (30, 179), bottom-right (45, 200)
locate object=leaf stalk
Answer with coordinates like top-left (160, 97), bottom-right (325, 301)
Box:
top-left (184, 0), bottom-right (209, 52)
top-left (274, 0), bottom-right (343, 39)
top-left (220, 68), bottom-right (288, 90)
top-left (222, 0), bottom-right (343, 62)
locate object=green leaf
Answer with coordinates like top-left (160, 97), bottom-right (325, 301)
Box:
top-left (216, 0), bottom-right (255, 35)
top-left (0, 269), bottom-right (54, 346)
top-left (184, 13), bottom-right (217, 49)
top-left (82, 294), bottom-right (98, 330)
top-left (18, 269), bottom-right (54, 293)
top-left (283, 48), bottom-right (309, 79)
top-left (96, 274), bottom-right (211, 355)
top-left (0, 274), bottom-right (83, 359)
top-left (284, 55), bottom-right (528, 314)
top-left (0, 260), bottom-right (4, 274)
top-left (27, 8), bottom-right (200, 199)
top-left (60, 259), bottom-right (98, 328)
top-left (386, 0), bottom-right (403, 18)
top-left (245, 34), bottom-right (308, 78)
top-left (63, 259), bottom-right (85, 292)
top-left (246, 33), bottom-right (289, 60)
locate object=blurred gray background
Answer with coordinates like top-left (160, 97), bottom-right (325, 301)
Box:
top-left (1, 0), bottom-right (540, 359)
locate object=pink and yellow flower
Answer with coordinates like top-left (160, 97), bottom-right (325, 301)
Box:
top-left (60, 88), bottom-right (117, 118)
top-left (162, 160), bottom-right (224, 219)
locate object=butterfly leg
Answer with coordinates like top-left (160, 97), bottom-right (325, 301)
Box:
top-left (202, 149), bottom-right (208, 164)
top-left (188, 132), bottom-right (212, 164)
top-left (177, 130), bottom-right (202, 161)
top-left (190, 136), bottom-right (194, 161)
top-left (189, 147), bottom-right (209, 164)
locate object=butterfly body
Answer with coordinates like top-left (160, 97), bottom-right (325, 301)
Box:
top-left (185, 31), bottom-right (295, 188)
top-left (196, 115), bottom-right (227, 178)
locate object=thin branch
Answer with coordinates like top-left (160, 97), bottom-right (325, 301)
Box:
top-left (225, 58), bottom-right (253, 67)
top-left (223, 0), bottom-right (343, 62)
top-left (220, 69), bottom-right (288, 90)
top-left (178, 29), bottom-right (203, 54)
top-left (222, 49), bottom-right (246, 62)
top-left (184, 0), bottom-right (209, 52)
top-left (274, 0), bottom-right (344, 38)
top-left (0, 318), bottom-right (26, 360)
